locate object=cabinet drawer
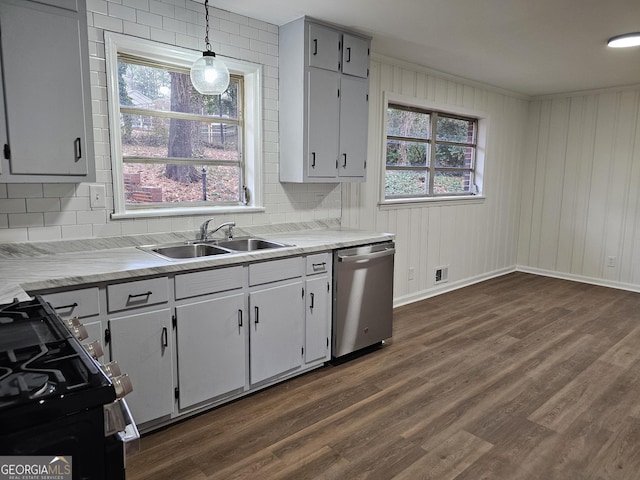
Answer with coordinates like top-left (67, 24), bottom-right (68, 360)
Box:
top-left (306, 253), bottom-right (330, 275)
top-left (175, 266), bottom-right (245, 300)
top-left (249, 257), bottom-right (304, 286)
top-left (42, 287), bottom-right (100, 319)
top-left (107, 277), bottom-right (169, 312)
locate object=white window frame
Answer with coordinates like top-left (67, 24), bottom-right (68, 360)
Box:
top-left (104, 32), bottom-right (264, 219)
top-left (380, 91), bottom-right (489, 207)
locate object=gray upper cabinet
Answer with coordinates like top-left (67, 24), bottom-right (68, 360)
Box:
top-left (279, 17), bottom-right (371, 183)
top-left (0, 0), bottom-right (95, 182)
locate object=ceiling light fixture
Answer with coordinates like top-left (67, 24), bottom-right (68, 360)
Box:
top-left (607, 32), bottom-right (640, 48)
top-left (190, 0), bottom-right (230, 95)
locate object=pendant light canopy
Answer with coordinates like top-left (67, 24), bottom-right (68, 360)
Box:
top-left (607, 33), bottom-right (640, 48)
top-left (190, 0), bottom-right (230, 95)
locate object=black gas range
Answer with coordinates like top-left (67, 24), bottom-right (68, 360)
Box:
top-left (0, 296), bottom-right (137, 480)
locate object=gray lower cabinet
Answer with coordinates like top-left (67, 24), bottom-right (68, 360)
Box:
top-left (175, 292), bottom-right (246, 409)
top-left (249, 280), bottom-right (304, 385)
top-left (108, 308), bottom-right (175, 425)
top-left (0, 0), bottom-right (94, 182)
top-left (304, 275), bottom-right (331, 363)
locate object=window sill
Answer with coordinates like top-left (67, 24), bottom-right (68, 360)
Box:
top-left (111, 205), bottom-right (266, 220)
top-left (379, 196), bottom-right (486, 209)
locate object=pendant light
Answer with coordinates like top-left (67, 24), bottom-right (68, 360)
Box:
top-left (190, 0), bottom-right (230, 95)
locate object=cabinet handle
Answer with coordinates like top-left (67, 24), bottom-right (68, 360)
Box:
top-left (161, 326), bottom-right (168, 347)
top-left (311, 152), bottom-right (316, 168)
top-left (313, 38), bottom-right (318, 55)
top-left (74, 137), bottom-right (82, 162)
top-left (254, 306), bottom-right (259, 324)
top-left (309, 292), bottom-right (315, 310)
top-left (128, 291), bottom-right (152, 300)
top-left (346, 47), bottom-right (351, 63)
top-left (312, 262), bottom-right (326, 271)
top-left (53, 302), bottom-right (78, 311)
top-left (342, 153), bottom-right (347, 168)
top-left (238, 309), bottom-right (243, 327)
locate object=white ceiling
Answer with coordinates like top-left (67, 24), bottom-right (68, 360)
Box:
top-left (212, 0), bottom-right (640, 96)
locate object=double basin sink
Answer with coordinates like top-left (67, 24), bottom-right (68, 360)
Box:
top-left (140, 237), bottom-right (292, 261)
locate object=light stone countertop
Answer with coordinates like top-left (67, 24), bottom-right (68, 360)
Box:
top-left (0, 220), bottom-right (394, 304)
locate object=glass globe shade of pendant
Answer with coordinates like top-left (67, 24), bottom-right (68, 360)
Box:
top-left (190, 51), bottom-right (230, 95)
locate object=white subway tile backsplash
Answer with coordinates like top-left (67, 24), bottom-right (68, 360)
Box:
top-left (62, 224), bottom-right (94, 239)
top-left (93, 12), bottom-right (124, 32)
top-left (150, 27), bottom-right (176, 44)
top-left (124, 20), bottom-right (151, 38)
top-left (123, 0), bottom-right (150, 11)
top-left (87, 0), bottom-right (108, 16)
top-left (137, 10), bottom-right (163, 28)
top-left (27, 199), bottom-right (61, 213)
top-left (0, 200), bottom-right (26, 214)
top-left (7, 184), bottom-right (43, 199)
top-left (77, 210), bottom-right (107, 225)
top-left (27, 226), bottom-right (62, 242)
top-left (162, 17), bottom-right (186, 34)
top-left (9, 213), bottom-right (44, 228)
top-left (149, 0), bottom-right (174, 17)
top-left (45, 211), bottom-right (78, 226)
top-left (0, 228), bottom-right (28, 242)
top-left (108, 3), bottom-right (137, 22)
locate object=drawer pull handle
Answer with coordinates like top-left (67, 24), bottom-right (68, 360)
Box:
top-left (53, 302), bottom-right (78, 311)
top-left (309, 292), bottom-right (315, 310)
top-left (128, 291), bottom-right (152, 300)
top-left (312, 262), bottom-right (326, 271)
top-left (238, 309), bottom-right (243, 327)
top-left (254, 306), bottom-right (259, 324)
top-left (161, 327), bottom-right (168, 347)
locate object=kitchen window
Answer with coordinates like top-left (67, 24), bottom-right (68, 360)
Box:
top-left (383, 96), bottom-right (486, 205)
top-left (104, 33), bottom-right (263, 218)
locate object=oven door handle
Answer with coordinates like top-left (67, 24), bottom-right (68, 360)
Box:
top-left (338, 247), bottom-right (395, 263)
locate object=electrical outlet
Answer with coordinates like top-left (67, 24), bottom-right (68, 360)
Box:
top-left (408, 267), bottom-right (415, 280)
top-left (89, 184), bottom-right (106, 208)
top-left (607, 256), bottom-right (616, 267)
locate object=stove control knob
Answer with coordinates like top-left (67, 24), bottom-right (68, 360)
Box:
top-left (85, 340), bottom-right (104, 360)
top-left (69, 324), bottom-right (89, 341)
top-left (101, 361), bottom-right (122, 379)
top-left (111, 373), bottom-right (133, 398)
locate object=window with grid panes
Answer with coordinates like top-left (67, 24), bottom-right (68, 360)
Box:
top-left (385, 104), bottom-right (478, 199)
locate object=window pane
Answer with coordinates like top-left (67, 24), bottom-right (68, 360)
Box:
top-left (118, 62), bottom-right (239, 119)
top-left (434, 144), bottom-right (474, 168)
top-left (434, 171), bottom-right (472, 194)
top-left (123, 163), bottom-right (241, 204)
top-left (387, 108), bottom-right (430, 139)
top-left (436, 116), bottom-right (475, 143)
top-left (121, 114), bottom-right (239, 161)
top-left (387, 140), bottom-right (428, 167)
top-left (385, 170), bottom-right (428, 197)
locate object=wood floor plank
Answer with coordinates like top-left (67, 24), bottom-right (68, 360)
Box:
top-left (126, 273), bottom-right (640, 480)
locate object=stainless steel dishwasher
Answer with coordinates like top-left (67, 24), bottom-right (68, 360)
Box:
top-left (333, 241), bottom-right (395, 358)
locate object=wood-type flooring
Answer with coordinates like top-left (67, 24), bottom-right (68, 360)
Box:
top-left (126, 272), bottom-right (640, 479)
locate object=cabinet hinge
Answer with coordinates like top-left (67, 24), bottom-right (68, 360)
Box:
top-left (172, 314), bottom-right (177, 329)
top-left (104, 328), bottom-right (111, 345)
top-left (174, 387), bottom-right (179, 400)
top-left (3, 144), bottom-right (10, 160)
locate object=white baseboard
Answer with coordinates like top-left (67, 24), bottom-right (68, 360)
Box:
top-left (515, 265), bottom-right (640, 294)
top-left (393, 266), bottom-right (516, 308)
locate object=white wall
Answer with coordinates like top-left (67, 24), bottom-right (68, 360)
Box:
top-left (342, 55), bottom-right (530, 305)
top-left (0, 0), bottom-right (341, 243)
top-left (517, 87), bottom-right (640, 290)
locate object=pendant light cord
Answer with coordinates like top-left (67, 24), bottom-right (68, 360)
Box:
top-left (204, 0), bottom-right (212, 52)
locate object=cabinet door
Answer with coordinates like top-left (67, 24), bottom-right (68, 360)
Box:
top-left (109, 308), bottom-right (174, 425)
top-left (175, 293), bottom-right (246, 409)
top-left (250, 281), bottom-right (304, 385)
top-left (308, 23), bottom-right (340, 71)
top-left (308, 68), bottom-right (339, 178)
top-left (339, 76), bottom-right (369, 178)
top-left (0, 0), bottom-right (89, 175)
top-left (305, 275), bottom-right (331, 363)
top-left (342, 33), bottom-right (370, 78)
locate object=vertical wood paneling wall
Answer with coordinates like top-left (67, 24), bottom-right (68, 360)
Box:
top-left (342, 56), bottom-right (530, 305)
top-left (518, 88), bottom-right (640, 289)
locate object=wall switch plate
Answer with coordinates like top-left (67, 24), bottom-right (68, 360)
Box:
top-left (408, 267), bottom-right (415, 280)
top-left (90, 184), bottom-right (106, 208)
top-left (606, 256), bottom-right (616, 267)
top-left (435, 266), bottom-right (449, 284)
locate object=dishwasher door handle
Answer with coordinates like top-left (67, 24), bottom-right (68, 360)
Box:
top-left (338, 247), bottom-right (395, 263)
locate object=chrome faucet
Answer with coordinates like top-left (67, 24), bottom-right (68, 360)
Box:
top-left (199, 220), bottom-right (235, 241)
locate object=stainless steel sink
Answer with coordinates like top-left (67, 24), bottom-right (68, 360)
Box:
top-left (139, 237), bottom-right (291, 260)
top-left (215, 237), bottom-right (290, 251)
top-left (142, 243), bottom-right (233, 260)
